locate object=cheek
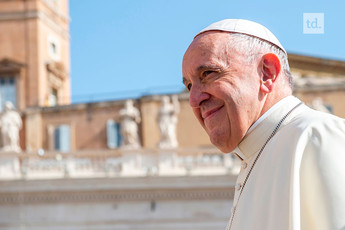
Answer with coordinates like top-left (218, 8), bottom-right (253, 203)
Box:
top-left (214, 81), bottom-right (239, 103)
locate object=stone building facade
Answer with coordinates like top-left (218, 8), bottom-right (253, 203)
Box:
top-left (1, 0), bottom-right (345, 229)
top-left (0, 0), bottom-right (70, 111)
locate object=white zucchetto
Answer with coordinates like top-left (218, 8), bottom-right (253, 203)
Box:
top-left (195, 19), bottom-right (286, 54)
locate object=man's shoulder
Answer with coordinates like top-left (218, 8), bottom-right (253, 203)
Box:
top-left (294, 104), bottom-right (344, 125)
top-left (276, 105), bottom-right (345, 160)
top-left (286, 104), bottom-right (345, 141)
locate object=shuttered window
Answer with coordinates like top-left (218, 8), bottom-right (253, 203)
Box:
top-left (0, 77), bottom-right (16, 111)
top-left (54, 125), bottom-right (70, 152)
top-left (106, 120), bottom-right (121, 149)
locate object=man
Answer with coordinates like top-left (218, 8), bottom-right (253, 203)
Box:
top-left (182, 19), bottom-right (345, 230)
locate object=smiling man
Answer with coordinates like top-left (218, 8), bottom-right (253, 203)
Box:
top-left (182, 19), bottom-right (345, 230)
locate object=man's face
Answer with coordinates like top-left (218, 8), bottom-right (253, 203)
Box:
top-left (182, 32), bottom-right (262, 153)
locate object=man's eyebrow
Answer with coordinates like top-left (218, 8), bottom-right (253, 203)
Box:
top-left (197, 65), bottom-right (222, 72)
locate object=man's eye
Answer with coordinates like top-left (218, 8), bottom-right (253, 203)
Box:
top-left (187, 83), bottom-right (192, 91)
top-left (203, 70), bottom-right (214, 77)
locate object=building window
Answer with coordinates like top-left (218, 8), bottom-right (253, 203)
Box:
top-left (106, 120), bottom-right (121, 149)
top-left (48, 35), bottom-right (60, 61)
top-left (50, 42), bottom-right (57, 55)
top-left (49, 88), bottom-right (58, 106)
top-left (54, 125), bottom-right (70, 152)
top-left (325, 104), bottom-right (333, 114)
top-left (0, 77), bottom-right (17, 111)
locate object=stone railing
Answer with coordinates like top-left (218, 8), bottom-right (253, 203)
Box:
top-left (0, 148), bottom-right (241, 180)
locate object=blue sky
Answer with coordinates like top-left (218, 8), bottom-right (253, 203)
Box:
top-left (69, 0), bottom-right (345, 103)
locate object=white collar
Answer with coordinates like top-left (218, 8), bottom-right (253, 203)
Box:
top-left (246, 96), bottom-right (295, 135)
top-left (233, 96), bottom-right (301, 160)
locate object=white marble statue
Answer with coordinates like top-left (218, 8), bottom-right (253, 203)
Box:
top-left (158, 95), bottom-right (180, 149)
top-left (310, 97), bottom-right (331, 113)
top-left (0, 101), bottom-right (22, 152)
top-left (119, 100), bottom-right (141, 149)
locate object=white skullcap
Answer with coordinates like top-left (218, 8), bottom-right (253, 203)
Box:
top-left (195, 19), bottom-right (286, 54)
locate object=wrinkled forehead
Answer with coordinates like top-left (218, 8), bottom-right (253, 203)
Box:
top-left (184, 32), bottom-right (225, 61)
top-left (182, 32), bottom-right (237, 71)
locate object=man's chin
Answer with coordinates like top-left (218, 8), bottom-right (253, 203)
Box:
top-left (217, 145), bottom-right (235, 153)
top-left (209, 136), bottom-right (234, 153)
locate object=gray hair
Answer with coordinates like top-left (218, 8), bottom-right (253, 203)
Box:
top-left (228, 33), bottom-right (293, 89)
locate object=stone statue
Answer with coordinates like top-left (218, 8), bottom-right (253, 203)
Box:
top-left (0, 101), bottom-right (22, 152)
top-left (310, 97), bottom-right (331, 113)
top-left (158, 95), bottom-right (180, 149)
top-left (119, 100), bottom-right (141, 149)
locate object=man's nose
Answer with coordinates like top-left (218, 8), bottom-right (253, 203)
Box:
top-left (189, 85), bottom-right (210, 108)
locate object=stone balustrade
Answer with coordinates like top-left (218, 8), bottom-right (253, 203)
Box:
top-left (0, 148), bottom-right (240, 180)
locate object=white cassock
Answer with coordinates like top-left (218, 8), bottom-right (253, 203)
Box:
top-left (226, 96), bottom-right (345, 230)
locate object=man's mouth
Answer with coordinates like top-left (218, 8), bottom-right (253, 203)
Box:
top-left (202, 105), bottom-right (224, 120)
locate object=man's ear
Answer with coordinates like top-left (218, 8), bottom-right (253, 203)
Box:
top-left (260, 53), bottom-right (281, 93)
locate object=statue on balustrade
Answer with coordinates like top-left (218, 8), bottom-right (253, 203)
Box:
top-left (0, 101), bottom-right (22, 152)
top-left (119, 100), bottom-right (141, 149)
top-left (310, 97), bottom-right (332, 113)
top-left (158, 95), bottom-right (180, 149)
